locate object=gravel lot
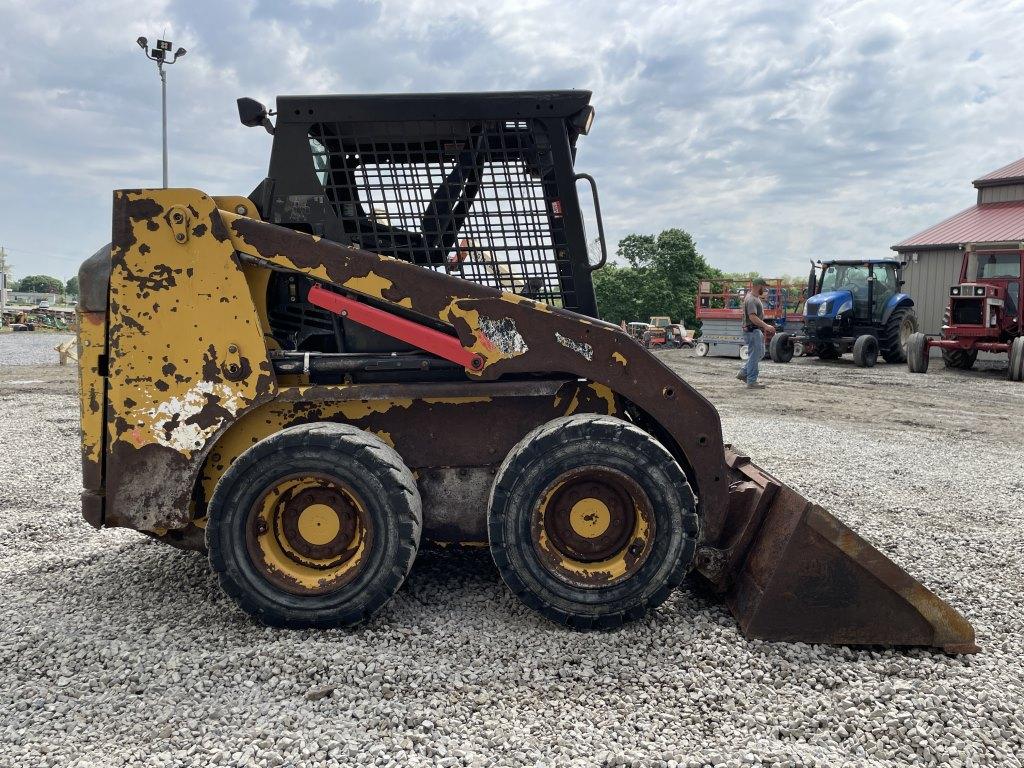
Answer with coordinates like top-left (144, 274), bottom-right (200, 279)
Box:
top-left (1, 342), bottom-right (1021, 768)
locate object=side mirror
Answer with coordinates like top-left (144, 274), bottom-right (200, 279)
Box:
top-left (237, 97), bottom-right (275, 134)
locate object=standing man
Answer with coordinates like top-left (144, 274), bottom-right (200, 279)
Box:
top-left (737, 278), bottom-right (775, 388)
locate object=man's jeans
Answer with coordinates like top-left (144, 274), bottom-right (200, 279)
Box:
top-left (740, 329), bottom-right (764, 384)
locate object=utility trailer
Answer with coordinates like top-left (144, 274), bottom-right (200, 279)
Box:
top-left (74, 90), bottom-right (976, 651)
top-left (907, 242), bottom-right (1024, 379)
top-left (693, 279), bottom-right (798, 359)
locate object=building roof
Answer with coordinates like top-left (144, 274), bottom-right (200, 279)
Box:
top-left (973, 156), bottom-right (1024, 187)
top-left (893, 200), bottom-right (1024, 250)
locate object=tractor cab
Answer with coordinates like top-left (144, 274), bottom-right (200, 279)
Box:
top-left (805, 259), bottom-right (907, 330)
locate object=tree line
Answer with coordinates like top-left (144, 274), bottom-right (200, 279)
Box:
top-left (6, 275), bottom-right (78, 295)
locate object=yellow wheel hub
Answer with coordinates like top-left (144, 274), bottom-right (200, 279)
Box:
top-left (297, 503), bottom-right (341, 545)
top-left (246, 474), bottom-right (371, 596)
top-left (568, 498), bottom-right (611, 539)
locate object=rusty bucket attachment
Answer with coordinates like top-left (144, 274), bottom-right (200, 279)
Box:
top-left (705, 450), bottom-right (978, 654)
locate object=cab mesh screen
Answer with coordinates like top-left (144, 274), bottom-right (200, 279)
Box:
top-left (308, 119), bottom-right (578, 310)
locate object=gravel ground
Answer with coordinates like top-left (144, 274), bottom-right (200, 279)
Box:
top-left (0, 348), bottom-right (1021, 767)
top-left (0, 331), bottom-right (74, 367)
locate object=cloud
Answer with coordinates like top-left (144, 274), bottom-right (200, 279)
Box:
top-left (0, 0), bottom-right (1022, 281)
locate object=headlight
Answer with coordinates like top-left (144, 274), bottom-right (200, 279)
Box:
top-left (951, 287), bottom-right (961, 296)
top-left (837, 299), bottom-right (853, 314)
top-left (975, 286), bottom-right (986, 296)
top-left (817, 302), bottom-right (828, 316)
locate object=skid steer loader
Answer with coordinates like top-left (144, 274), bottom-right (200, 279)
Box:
top-left (76, 90), bottom-right (976, 651)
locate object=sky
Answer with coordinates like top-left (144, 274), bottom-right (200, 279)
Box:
top-left (1, 0), bottom-right (1023, 282)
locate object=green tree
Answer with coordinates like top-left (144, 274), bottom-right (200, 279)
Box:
top-left (18, 275), bottom-right (64, 294)
top-left (65, 276), bottom-right (79, 296)
top-left (594, 229), bottom-right (720, 329)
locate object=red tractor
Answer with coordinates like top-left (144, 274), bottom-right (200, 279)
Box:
top-left (907, 242), bottom-right (1024, 380)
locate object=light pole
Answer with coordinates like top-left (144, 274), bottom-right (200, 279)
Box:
top-left (136, 37), bottom-right (187, 188)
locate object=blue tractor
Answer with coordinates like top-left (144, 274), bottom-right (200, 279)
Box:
top-left (769, 259), bottom-right (918, 367)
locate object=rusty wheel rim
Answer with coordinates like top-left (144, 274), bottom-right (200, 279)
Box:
top-left (532, 467), bottom-right (655, 589)
top-left (245, 473), bottom-right (372, 596)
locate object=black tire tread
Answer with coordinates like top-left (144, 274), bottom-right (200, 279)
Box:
top-left (1009, 337), bottom-right (1024, 382)
top-left (880, 306), bottom-right (917, 364)
top-left (906, 332), bottom-right (930, 374)
top-left (488, 414), bottom-right (698, 631)
top-left (942, 348), bottom-right (978, 370)
top-left (207, 422), bottom-right (421, 629)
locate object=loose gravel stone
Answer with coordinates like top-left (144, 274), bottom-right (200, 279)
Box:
top-left (0, 348), bottom-right (1021, 767)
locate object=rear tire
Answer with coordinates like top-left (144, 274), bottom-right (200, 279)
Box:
top-left (942, 348), bottom-right (978, 370)
top-left (488, 414), bottom-right (698, 630)
top-left (1008, 337), bottom-right (1024, 381)
top-left (207, 423), bottom-right (422, 628)
top-left (817, 343), bottom-right (840, 360)
top-left (852, 334), bottom-right (879, 368)
top-left (769, 332), bottom-right (793, 363)
top-left (880, 306), bottom-right (918, 363)
top-left (695, 341), bottom-right (709, 357)
top-left (906, 332), bottom-right (930, 374)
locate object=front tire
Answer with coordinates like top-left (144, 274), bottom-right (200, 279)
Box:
top-left (880, 306), bottom-right (918, 363)
top-left (769, 332), bottom-right (793, 363)
top-left (906, 332), bottom-right (930, 374)
top-left (1009, 337), bottom-right (1024, 381)
top-left (488, 415), bottom-right (698, 630)
top-left (207, 423), bottom-right (422, 628)
top-left (695, 341), bottom-right (709, 357)
top-left (852, 334), bottom-right (879, 368)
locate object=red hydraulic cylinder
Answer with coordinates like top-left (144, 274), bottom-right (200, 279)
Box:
top-left (307, 284), bottom-right (484, 371)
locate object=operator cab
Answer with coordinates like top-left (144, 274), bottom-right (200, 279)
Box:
top-left (808, 259), bottom-right (903, 325)
top-left (238, 91), bottom-right (607, 360)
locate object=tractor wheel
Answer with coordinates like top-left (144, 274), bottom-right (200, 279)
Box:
top-left (817, 343), bottom-right (841, 361)
top-left (695, 342), bottom-right (709, 357)
top-left (906, 332), bottom-right (930, 374)
top-left (852, 334), bottom-right (879, 368)
top-left (880, 306), bottom-right (918, 363)
top-left (793, 341), bottom-right (806, 358)
top-left (942, 348), bottom-right (978, 370)
top-left (1008, 337), bottom-right (1024, 381)
top-left (207, 423), bottom-right (422, 628)
top-left (488, 414), bottom-right (698, 630)
top-left (769, 332), bottom-right (793, 363)
top-left (739, 345), bottom-right (750, 361)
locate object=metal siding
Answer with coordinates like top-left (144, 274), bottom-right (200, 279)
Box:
top-left (901, 249), bottom-right (962, 338)
top-left (980, 184), bottom-right (1024, 204)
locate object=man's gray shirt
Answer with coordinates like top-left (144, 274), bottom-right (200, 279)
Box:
top-left (743, 293), bottom-right (764, 331)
